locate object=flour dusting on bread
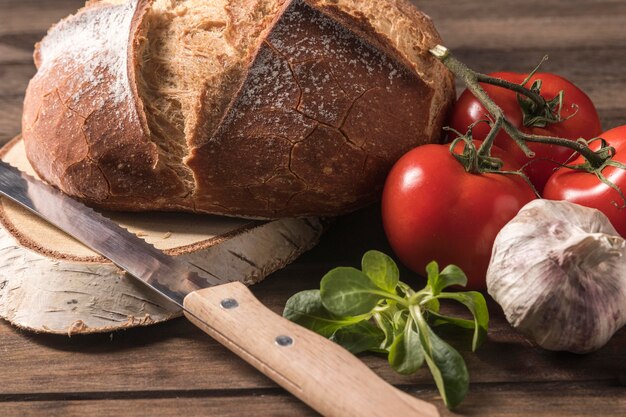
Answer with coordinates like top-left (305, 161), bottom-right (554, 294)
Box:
top-left (37, 0), bottom-right (139, 114)
top-left (22, 0), bottom-right (455, 218)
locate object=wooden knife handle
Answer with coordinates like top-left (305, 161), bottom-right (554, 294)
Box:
top-left (183, 281), bottom-right (440, 417)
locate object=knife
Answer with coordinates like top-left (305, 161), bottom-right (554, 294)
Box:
top-left (0, 160), bottom-right (439, 417)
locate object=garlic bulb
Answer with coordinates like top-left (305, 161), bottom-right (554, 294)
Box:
top-left (487, 199), bottom-right (626, 353)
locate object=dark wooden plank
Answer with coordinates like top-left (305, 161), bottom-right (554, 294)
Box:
top-left (0, 0), bottom-right (80, 140)
top-left (0, 97), bottom-right (24, 140)
top-left (418, 0), bottom-right (626, 49)
top-left (0, 0), bottom-right (84, 37)
top-left (0, 1), bottom-right (625, 417)
top-left (0, 395), bottom-right (321, 417)
top-left (0, 62), bottom-right (31, 139)
top-left (0, 206), bottom-right (624, 396)
top-left (0, 381), bottom-right (624, 417)
top-left (0, 0), bottom-right (67, 71)
top-left (2, 0), bottom-right (625, 141)
top-left (0, 290), bottom-right (623, 395)
top-left (418, 0), bottom-right (626, 20)
top-left (0, 64), bottom-right (34, 98)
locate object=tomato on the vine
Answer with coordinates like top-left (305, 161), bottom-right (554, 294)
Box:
top-left (449, 72), bottom-right (602, 193)
top-left (381, 141), bottom-right (536, 290)
top-left (544, 126), bottom-right (626, 237)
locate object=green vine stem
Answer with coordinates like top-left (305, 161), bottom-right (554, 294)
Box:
top-left (476, 73), bottom-right (547, 111)
top-left (429, 45), bottom-right (610, 170)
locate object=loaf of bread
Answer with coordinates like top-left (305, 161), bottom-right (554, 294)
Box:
top-left (22, 0), bottom-right (454, 218)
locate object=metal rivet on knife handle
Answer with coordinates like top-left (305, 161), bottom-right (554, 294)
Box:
top-left (275, 335), bottom-right (294, 347)
top-left (220, 298), bottom-right (239, 309)
top-left (184, 282), bottom-right (440, 417)
top-left (0, 161), bottom-right (440, 417)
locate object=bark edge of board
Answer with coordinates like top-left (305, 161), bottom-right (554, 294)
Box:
top-left (0, 136), bottom-right (326, 335)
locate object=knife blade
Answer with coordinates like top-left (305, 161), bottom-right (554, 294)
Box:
top-left (0, 159), bottom-right (213, 307)
top-left (0, 160), bottom-right (439, 417)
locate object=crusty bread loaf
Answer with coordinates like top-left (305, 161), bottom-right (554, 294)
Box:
top-left (22, 0), bottom-right (454, 218)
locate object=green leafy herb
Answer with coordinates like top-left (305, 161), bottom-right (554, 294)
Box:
top-left (283, 251), bottom-right (490, 410)
top-left (388, 316), bottom-right (424, 375)
top-left (330, 321), bottom-right (385, 354)
top-left (429, 262), bottom-right (468, 295)
top-left (416, 313), bottom-right (469, 409)
top-left (320, 267), bottom-right (393, 316)
top-left (437, 292), bottom-right (489, 351)
top-left (362, 250), bottom-right (399, 293)
top-left (283, 290), bottom-right (365, 337)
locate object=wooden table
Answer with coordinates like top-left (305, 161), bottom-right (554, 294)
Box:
top-left (1, 1), bottom-right (625, 415)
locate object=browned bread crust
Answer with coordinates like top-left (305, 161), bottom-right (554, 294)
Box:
top-left (22, 0), bottom-right (454, 218)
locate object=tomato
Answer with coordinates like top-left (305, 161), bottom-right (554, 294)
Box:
top-left (544, 126), bottom-right (626, 237)
top-left (382, 141), bottom-right (536, 290)
top-left (449, 72), bottom-right (602, 193)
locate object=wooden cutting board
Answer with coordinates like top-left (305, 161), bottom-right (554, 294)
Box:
top-left (0, 137), bottom-right (325, 335)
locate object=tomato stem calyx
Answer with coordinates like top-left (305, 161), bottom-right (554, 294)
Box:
top-left (447, 125), bottom-right (539, 195)
top-left (446, 125), bottom-right (503, 174)
top-left (476, 56), bottom-right (576, 129)
top-left (430, 45), bottom-right (610, 171)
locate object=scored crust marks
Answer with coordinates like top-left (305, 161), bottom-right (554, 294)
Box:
top-left (188, 0), bottom-right (434, 217)
top-left (22, 0), bottom-right (449, 218)
top-left (22, 0), bottom-right (187, 204)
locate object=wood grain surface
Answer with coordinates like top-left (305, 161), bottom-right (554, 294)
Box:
top-left (0, 0), bottom-right (625, 416)
top-left (183, 282), bottom-right (438, 417)
top-left (0, 138), bottom-right (326, 334)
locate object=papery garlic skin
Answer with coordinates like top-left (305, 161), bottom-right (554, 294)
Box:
top-left (487, 199), bottom-right (626, 354)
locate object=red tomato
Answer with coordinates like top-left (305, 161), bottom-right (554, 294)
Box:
top-left (449, 72), bottom-right (602, 193)
top-left (382, 141), bottom-right (536, 290)
top-left (544, 126), bottom-right (626, 237)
